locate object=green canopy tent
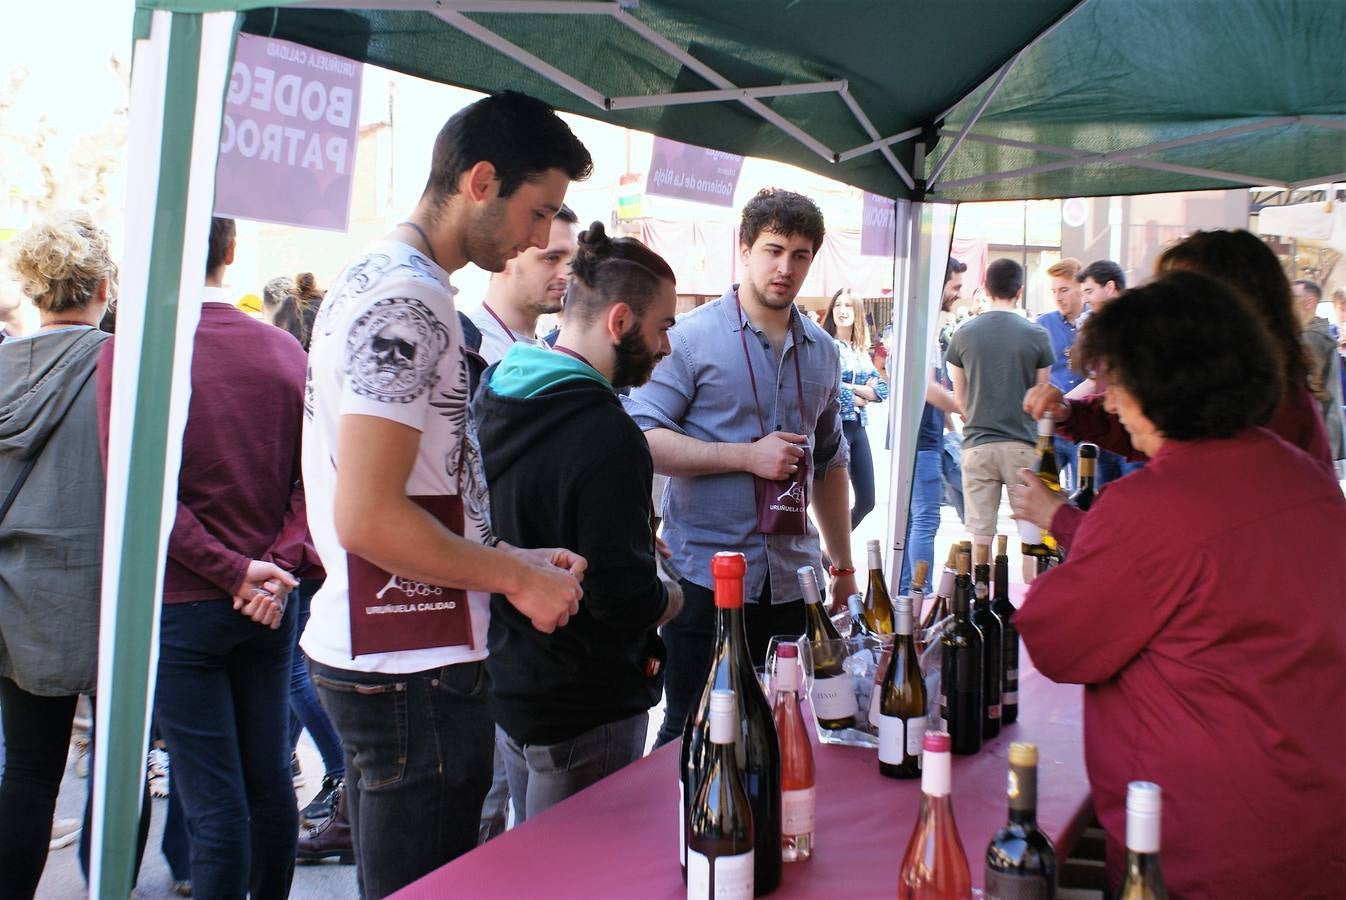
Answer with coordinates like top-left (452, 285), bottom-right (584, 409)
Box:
top-left (98, 1), bottom-right (1346, 894)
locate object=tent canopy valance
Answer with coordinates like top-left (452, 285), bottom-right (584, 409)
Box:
top-left (134, 0), bottom-right (1346, 203)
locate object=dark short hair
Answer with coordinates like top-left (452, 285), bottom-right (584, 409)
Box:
top-left (1293, 279), bottom-right (1323, 302)
top-left (1156, 229), bottom-right (1306, 391)
top-left (1075, 271), bottom-right (1281, 441)
top-left (945, 257), bottom-right (967, 282)
top-left (984, 258), bottom-right (1024, 300)
top-left (424, 91), bottom-right (593, 202)
top-left (207, 217), bottom-right (236, 275)
top-left (739, 188), bottom-right (825, 254)
top-left (1078, 259), bottom-right (1125, 291)
top-left (555, 203), bottom-right (579, 225)
top-left (565, 221), bottom-right (675, 324)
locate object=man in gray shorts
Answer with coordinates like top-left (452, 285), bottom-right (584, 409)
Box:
top-left (945, 259), bottom-right (1054, 578)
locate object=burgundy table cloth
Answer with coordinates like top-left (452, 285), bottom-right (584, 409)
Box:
top-left (395, 635), bottom-right (1089, 898)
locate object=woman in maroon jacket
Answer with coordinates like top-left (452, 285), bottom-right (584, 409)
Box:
top-left (1011, 272), bottom-right (1346, 898)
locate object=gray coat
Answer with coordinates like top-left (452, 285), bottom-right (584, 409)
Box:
top-left (1303, 317), bottom-right (1345, 463)
top-left (0, 327), bottom-right (109, 696)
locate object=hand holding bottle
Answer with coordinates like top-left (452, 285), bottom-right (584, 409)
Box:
top-left (1010, 467), bottom-right (1066, 531)
top-left (1022, 383), bottom-right (1069, 422)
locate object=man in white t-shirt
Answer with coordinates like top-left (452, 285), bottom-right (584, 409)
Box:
top-left (301, 91), bottom-right (593, 899)
top-left (468, 204), bottom-right (579, 364)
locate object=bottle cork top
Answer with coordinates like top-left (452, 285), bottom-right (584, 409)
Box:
top-left (1008, 742), bottom-right (1038, 766)
top-left (956, 547), bottom-right (970, 576)
top-left (973, 543), bottom-right (989, 567)
top-left (1127, 781), bottom-right (1162, 816)
top-left (995, 534), bottom-right (1008, 556)
top-left (945, 544), bottom-right (959, 568)
top-left (912, 559), bottom-right (930, 590)
top-left (712, 551), bottom-right (746, 579)
top-left (1078, 442), bottom-right (1099, 459)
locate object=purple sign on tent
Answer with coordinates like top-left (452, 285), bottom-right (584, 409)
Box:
top-left (646, 137), bottom-right (744, 208)
top-left (214, 34), bottom-right (362, 231)
top-left (861, 191), bottom-right (897, 257)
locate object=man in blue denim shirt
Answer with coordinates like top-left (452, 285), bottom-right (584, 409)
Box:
top-left (623, 189), bottom-right (853, 746)
top-left (1036, 258), bottom-right (1089, 490)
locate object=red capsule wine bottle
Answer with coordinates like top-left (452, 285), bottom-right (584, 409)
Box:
top-left (680, 552), bottom-right (782, 894)
top-left (771, 643), bottom-right (815, 863)
top-left (897, 731), bottom-right (972, 899)
top-left (1116, 782), bottom-right (1170, 900)
top-left (939, 547), bottom-right (983, 755)
top-left (687, 690), bottom-right (755, 900)
top-left (969, 544), bottom-right (1002, 741)
top-left (984, 742), bottom-right (1058, 899)
top-left (877, 595), bottom-right (927, 779)
top-left (797, 566), bottom-right (857, 730)
top-left (990, 535), bottom-right (1019, 726)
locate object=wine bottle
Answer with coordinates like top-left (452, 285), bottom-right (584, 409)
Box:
top-left (877, 595), bottom-right (928, 779)
top-left (847, 593), bottom-right (871, 637)
top-left (990, 535), bottom-right (1019, 726)
top-left (688, 690), bottom-right (755, 900)
top-left (1019, 414), bottom-right (1062, 558)
top-left (984, 742), bottom-right (1058, 899)
top-left (797, 566), bottom-right (857, 731)
top-left (1071, 442), bottom-right (1098, 511)
top-left (770, 643), bottom-right (815, 863)
top-left (940, 547), bottom-right (983, 755)
top-left (1116, 782), bottom-right (1170, 900)
top-left (863, 540), bottom-right (894, 634)
top-left (969, 544), bottom-right (1003, 741)
top-left (921, 545), bottom-right (959, 631)
top-left (680, 552), bottom-right (782, 894)
top-left (897, 731), bottom-right (972, 899)
top-left (909, 559), bottom-right (930, 628)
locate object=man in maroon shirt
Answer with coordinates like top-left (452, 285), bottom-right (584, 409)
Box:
top-left (97, 217), bottom-right (312, 898)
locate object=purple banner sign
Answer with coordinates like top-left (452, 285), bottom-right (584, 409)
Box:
top-left (646, 137), bottom-right (744, 208)
top-left (214, 34), bottom-right (362, 231)
top-left (861, 191), bottom-right (897, 257)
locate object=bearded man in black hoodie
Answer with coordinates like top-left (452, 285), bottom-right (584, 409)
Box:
top-left (473, 222), bottom-right (682, 823)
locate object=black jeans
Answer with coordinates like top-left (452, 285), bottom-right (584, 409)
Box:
top-left (843, 418), bottom-right (876, 529)
top-left (154, 598), bottom-right (297, 900)
top-left (310, 658), bottom-right (494, 899)
top-left (655, 579), bottom-right (806, 747)
top-left (0, 678), bottom-right (78, 899)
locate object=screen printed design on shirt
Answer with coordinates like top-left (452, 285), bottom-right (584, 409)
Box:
top-left (345, 297), bottom-right (450, 404)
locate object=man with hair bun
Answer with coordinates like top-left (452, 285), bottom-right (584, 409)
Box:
top-left (624, 187), bottom-right (854, 747)
top-left (473, 222), bottom-right (682, 822)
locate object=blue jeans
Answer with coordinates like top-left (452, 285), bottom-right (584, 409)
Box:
top-left (288, 580), bottom-right (344, 779)
top-left (940, 432), bottom-right (965, 523)
top-left (154, 598), bottom-right (297, 900)
top-left (497, 711), bottom-right (648, 824)
top-left (1053, 435), bottom-right (1078, 493)
top-left (843, 418), bottom-right (876, 529)
top-left (310, 659), bottom-right (494, 899)
top-left (900, 447), bottom-right (944, 594)
top-left (1095, 448), bottom-right (1144, 488)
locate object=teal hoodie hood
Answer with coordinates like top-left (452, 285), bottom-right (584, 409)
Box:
top-left (489, 343), bottom-right (611, 399)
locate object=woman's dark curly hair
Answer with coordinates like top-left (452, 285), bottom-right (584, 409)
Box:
top-left (1155, 229), bottom-right (1309, 398)
top-left (1075, 271), bottom-right (1282, 442)
top-left (565, 221), bottom-right (675, 323)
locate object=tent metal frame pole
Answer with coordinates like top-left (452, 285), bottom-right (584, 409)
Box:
top-left (433, 9), bottom-right (609, 109)
top-left (607, 80), bottom-right (847, 110)
top-left (839, 87), bottom-right (915, 190)
top-left (926, 53), bottom-right (1020, 189)
top-left (610, 8), bottom-right (836, 162)
top-left (837, 126), bottom-right (922, 164)
top-left (93, 8), bottom-right (236, 898)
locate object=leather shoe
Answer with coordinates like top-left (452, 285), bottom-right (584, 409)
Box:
top-left (297, 782), bottom-right (353, 865)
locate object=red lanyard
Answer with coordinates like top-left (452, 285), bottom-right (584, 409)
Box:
top-left (735, 296), bottom-right (806, 436)
top-left (482, 303), bottom-right (520, 344)
top-left (552, 344), bottom-right (595, 369)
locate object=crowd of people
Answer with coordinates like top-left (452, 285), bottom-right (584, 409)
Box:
top-left (0, 87), bottom-right (1343, 900)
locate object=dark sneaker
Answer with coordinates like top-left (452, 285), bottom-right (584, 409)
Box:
top-left (299, 775), bottom-right (343, 826)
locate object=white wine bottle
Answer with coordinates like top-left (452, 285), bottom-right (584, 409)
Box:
top-left (687, 690), bottom-right (755, 900)
top-left (1116, 782), bottom-right (1170, 900)
top-left (876, 595), bottom-right (927, 779)
top-left (1019, 414), bottom-right (1061, 558)
top-left (797, 565), bottom-right (857, 730)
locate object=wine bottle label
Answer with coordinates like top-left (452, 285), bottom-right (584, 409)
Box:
top-left (987, 702), bottom-right (1001, 720)
top-left (810, 674), bottom-right (859, 721)
top-left (1003, 690), bottom-right (1019, 704)
top-left (1016, 518), bottom-right (1045, 544)
top-left (687, 848), bottom-right (753, 900)
top-left (984, 869), bottom-right (1052, 899)
top-left (1006, 666), bottom-right (1019, 680)
top-left (877, 713), bottom-right (927, 763)
top-left (782, 787), bottom-right (816, 837)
